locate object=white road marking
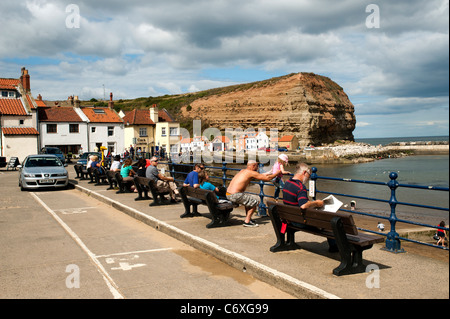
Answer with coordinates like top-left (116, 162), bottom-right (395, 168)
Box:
top-left (55, 207), bottom-right (95, 215)
top-left (30, 193), bottom-right (124, 299)
top-left (95, 248), bottom-right (172, 258)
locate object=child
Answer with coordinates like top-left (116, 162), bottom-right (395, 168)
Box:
top-left (198, 170), bottom-right (219, 198)
top-left (436, 221), bottom-right (447, 247)
top-left (270, 154), bottom-right (290, 201)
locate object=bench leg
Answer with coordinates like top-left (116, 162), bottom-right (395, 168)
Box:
top-left (180, 203), bottom-right (201, 218)
top-left (331, 217), bottom-right (369, 276)
top-left (206, 210), bottom-right (231, 228)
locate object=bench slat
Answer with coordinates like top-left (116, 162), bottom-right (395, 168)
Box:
top-left (267, 200), bottom-right (358, 235)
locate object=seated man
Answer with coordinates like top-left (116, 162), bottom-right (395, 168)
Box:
top-left (226, 160), bottom-right (280, 227)
top-left (146, 156), bottom-right (180, 202)
top-left (183, 163), bottom-right (204, 188)
top-left (282, 162), bottom-right (337, 251)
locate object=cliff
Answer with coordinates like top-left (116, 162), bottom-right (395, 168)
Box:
top-left (180, 72), bottom-right (356, 146)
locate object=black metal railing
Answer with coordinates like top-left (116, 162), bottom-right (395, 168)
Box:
top-left (166, 161), bottom-right (449, 252)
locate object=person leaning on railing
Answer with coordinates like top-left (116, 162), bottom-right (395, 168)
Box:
top-left (226, 160), bottom-right (280, 228)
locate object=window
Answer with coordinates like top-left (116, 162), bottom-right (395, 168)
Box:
top-left (1, 91), bottom-right (7, 97)
top-left (19, 119), bottom-right (24, 125)
top-left (170, 127), bottom-right (178, 136)
top-left (8, 91), bottom-right (15, 98)
top-left (93, 109), bottom-right (105, 114)
top-left (108, 126), bottom-right (114, 136)
top-left (139, 127), bottom-right (147, 137)
top-left (161, 127), bottom-right (166, 136)
top-left (69, 124), bottom-right (79, 133)
top-left (91, 127), bottom-right (96, 133)
top-left (47, 124), bottom-right (57, 133)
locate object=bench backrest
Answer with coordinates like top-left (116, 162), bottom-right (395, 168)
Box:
top-left (267, 200), bottom-right (358, 235)
top-left (182, 186), bottom-right (218, 204)
top-left (134, 176), bottom-right (151, 186)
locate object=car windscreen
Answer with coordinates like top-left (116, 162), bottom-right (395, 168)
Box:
top-left (25, 157), bottom-right (63, 167)
top-left (47, 148), bottom-right (62, 154)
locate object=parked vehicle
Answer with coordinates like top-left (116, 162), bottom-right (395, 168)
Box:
top-left (278, 147), bottom-right (288, 152)
top-left (76, 152), bottom-right (102, 168)
top-left (40, 147), bottom-right (65, 164)
top-left (18, 154), bottom-right (68, 191)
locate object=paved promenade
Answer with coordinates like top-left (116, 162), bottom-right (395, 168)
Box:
top-left (70, 177), bottom-right (448, 299)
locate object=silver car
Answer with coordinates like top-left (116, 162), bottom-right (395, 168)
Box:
top-left (18, 154), bottom-right (69, 191)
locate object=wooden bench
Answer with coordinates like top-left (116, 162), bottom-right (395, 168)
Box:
top-left (106, 170), bottom-right (118, 190)
top-left (93, 167), bottom-right (108, 186)
top-left (147, 179), bottom-right (172, 206)
top-left (133, 176), bottom-right (152, 201)
top-left (114, 172), bottom-right (134, 193)
top-left (179, 186), bottom-right (236, 228)
top-left (267, 200), bottom-right (384, 276)
top-left (74, 164), bottom-right (88, 180)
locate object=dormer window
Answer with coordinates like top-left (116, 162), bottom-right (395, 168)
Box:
top-left (1, 91), bottom-right (16, 98)
top-left (93, 109), bottom-right (105, 114)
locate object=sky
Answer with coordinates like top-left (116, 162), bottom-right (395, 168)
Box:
top-left (0, 0), bottom-right (448, 139)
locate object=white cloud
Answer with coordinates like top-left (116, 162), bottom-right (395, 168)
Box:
top-left (0, 0), bottom-right (448, 138)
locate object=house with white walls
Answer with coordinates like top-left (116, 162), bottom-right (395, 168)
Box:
top-left (77, 105), bottom-right (124, 155)
top-left (38, 105), bottom-right (88, 155)
top-left (0, 68), bottom-right (40, 163)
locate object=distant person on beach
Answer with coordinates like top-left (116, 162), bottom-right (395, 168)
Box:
top-left (226, 160), bottom-right (280, 227)
top-left (183, 163), bottom-right (204, 188)
top-left (377, 222), bottom-right (385, 232)
top-left (436, 221), bottom-right (447, 247)
top-left (282, 162), bottom-right (338, 251)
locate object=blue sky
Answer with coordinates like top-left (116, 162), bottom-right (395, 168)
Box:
top-left (0, 0), bottom-right (448, 139)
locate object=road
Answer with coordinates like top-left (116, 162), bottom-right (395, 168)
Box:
top-left (0, 170), bottom-right (294, 299)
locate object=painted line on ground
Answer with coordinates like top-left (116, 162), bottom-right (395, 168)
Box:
top-left (72, 182), bottom-right (341, 299)
top-left (30, 192), bottom-right (125, 299)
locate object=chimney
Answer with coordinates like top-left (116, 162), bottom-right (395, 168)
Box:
top-left (20, 67), bottom-right (31, 93)
top-left (108, 92), bottom-right (114, 109)
top-left (150, 104), bottom-right (158, 123)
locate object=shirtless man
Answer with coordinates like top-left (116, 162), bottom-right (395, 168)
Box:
top-left (227, 160), bottom-right (280, 227)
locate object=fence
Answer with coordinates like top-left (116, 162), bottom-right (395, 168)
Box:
top-left (167, 162), bottom-right (449, 252)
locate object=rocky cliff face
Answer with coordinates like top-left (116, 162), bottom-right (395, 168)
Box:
top-left (181, 72), bottom-right (356, 146)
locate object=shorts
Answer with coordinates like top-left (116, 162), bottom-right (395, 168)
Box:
top-left (226, 192), bottom-right (259, 208)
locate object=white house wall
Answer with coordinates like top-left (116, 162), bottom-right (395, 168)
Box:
top-left (3, 135), bottom-right (38, 163)
top-left (39, 122), bottom-right (88, 152)
top-left (88, 123), bottom-right (124, 155)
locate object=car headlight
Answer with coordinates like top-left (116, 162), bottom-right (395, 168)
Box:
top-left (23, 174), bottom-right (36, 177)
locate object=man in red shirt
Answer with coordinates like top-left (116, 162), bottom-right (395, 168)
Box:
top-left (282, 163), bottom-right (337, 252)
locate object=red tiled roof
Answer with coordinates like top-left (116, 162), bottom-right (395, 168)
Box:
top-left (81, 107), bottom-right (123, 123)
top-left (122, 109), bottom-right (155, 125)
top-left (279, 135), bottom-right (295, 142)
top-left (158, 109), bottom-right (174, 122)
top-left (2, 127), bottom-right (39, 135)
top-left (38, 107), bottom-right (83, 122)
top-left (0, 78), bottom-right (20, 90)
top-left (35, 99), bottom-right (47, 107)
top-left (0, 99), bottom-right (28, 115)
top-left (212, 136), bottom-right (231, 143)
top-left (25, 94), bottom-right (37, 110)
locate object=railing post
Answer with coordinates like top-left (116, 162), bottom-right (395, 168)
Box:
top-left (258, 163), bottom-right (267, 216)
top-left (383, 172), bottom-right (405, 253)
top-left (221, 162), bottom-right (228, 188)
top-left (310, 167), bottom-right (318, 200)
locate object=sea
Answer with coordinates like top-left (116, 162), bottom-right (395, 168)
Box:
top-left (230, 136), bottom-right (449, 226)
